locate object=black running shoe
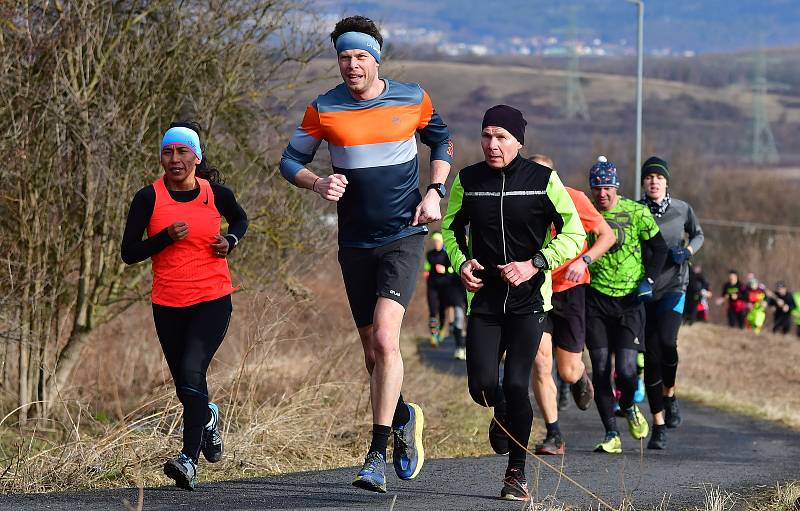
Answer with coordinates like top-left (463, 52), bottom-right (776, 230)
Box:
top-left (664, 396), bottom-right (682, 428)
top-left (535, 431), bottom-right (565, 455)
top-left (163, 453), bottom-right (197, 491)
top-left (647, 425), bottom-right (667, 450)
top-left (201, 402), bottom-right (223, 463)
top-left (501, 467), bottom-right (530, 501)
top-left (570, 371), bottom-right (595, 411)
top-left (488, 415), bottom-right (510, 455)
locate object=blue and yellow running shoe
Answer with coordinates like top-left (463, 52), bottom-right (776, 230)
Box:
top-left (392, 403), bottom-right (425, 480)
top-left (352, 451), bottom-right (387, 493)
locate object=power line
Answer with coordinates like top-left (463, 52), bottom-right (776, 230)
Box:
top-left (557, 7), bottom-right (590, 121)
top-left (699, 218), bottom-right (800, 234)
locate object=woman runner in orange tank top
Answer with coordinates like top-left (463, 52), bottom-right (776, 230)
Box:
top-left (120, 122), bottom-right (248, 490)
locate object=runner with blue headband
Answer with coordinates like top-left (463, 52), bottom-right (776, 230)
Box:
top-left (279, 15), bottom-right (454, 493)
top-left (121, 121), bottom-right (248, 490)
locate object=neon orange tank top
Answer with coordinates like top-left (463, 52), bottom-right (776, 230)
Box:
top-left (147, 176), bottom-right (234, 307)
top-left (551, 188), bottom-right (605, 293)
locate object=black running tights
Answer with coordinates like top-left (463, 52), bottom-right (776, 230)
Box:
top-left (153, 294), bottom-right (232, 462)
top-left (588, 347), bottom-right (639, 433)
top-left (466, 313), bottom-right (544, 470)
top-left (426, 279), bottom-right (449, 327)
top-left (643, 294), bottom-right (683, 415)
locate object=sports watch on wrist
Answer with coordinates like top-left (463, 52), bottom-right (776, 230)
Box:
top-left (532, 252), bottom-right (548, 270)
top-left (427, 182), bottom-right (447, 198)
top-left (581, 254), bottom-right (593, 265)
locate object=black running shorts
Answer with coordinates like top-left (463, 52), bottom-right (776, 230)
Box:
top-left (585, 286), bottom-right (645, 352)
top-left (548, 284), bottom-right (587, 354)
top-left (338, 233), bottom-right (425, 328)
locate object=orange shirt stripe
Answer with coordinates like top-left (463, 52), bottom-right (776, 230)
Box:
top-left (319, 104), bottom-right (422, 146)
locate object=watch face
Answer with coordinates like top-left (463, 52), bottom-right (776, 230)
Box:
top-left (534, 254), bottom-right (546, 269)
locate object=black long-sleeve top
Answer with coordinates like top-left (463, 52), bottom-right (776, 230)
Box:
top-left (121, 182), bottom-right (248, 265)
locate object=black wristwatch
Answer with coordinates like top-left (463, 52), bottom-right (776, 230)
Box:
top-left (532, 252), bottom-right (548, 270)
top-left (427, 183), bottom-right (446, 198)
top-left (581, 254), bottom-right (592, 265)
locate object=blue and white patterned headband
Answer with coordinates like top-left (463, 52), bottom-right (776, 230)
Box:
top-left (161, 127), bottom-right (202, 161)
top-left (334, 31), bottom-right (381, 63)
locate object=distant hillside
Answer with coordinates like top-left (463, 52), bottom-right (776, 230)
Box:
top-left (318, 0), bottom-right (800, 54)
top-left (296, 59), bottom-right (800, 189)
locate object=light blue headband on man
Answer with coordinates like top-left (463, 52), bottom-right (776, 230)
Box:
top-left (334, 31), bottom-right (381, 63)
top-left (161, 126), bottom-right (202, 161)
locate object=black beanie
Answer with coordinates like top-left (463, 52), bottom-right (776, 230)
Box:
top-left (642, 156), bottom-right (670, 183)
top-left (482, 105), bottom-right (526, 145)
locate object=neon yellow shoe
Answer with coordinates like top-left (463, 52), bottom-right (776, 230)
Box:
top-left (594, 431), bottom-right (622, 454)
top-left (625, 404), bottom-right (650, 439)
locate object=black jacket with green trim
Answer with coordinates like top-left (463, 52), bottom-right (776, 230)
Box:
top-left (442, 155), bottom-right (585, 316)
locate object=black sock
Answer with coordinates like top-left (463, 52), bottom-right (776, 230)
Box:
top-left (392, 394), bottom-right (410, 428)
top-left (494, 391), bottom-right (508, 419)
top-left (453, 329), bottom-right (463, 347)
top-left (545, 420), bottom-right (560, 435)
top-left (654, 423), bottom-right (667, 433)
top-left (369, 424), bottom-right (392, 459)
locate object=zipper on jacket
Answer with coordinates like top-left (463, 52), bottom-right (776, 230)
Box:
top-left (500, 171), bottom-right (510, 314)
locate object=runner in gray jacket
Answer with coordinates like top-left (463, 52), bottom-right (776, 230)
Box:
top-left (639, 156), bottom-right (704, 450)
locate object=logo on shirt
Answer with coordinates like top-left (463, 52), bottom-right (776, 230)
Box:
top-left (389, 289), bottom-right (401, 297)
top-left (605, 211), bottom-right (631, 254)
top-left (392, 115), bottom-right (401, 125)
top-left (203, 192), bottom-right (209, 205)
top-left (447, 139), bottom-right (455, 158)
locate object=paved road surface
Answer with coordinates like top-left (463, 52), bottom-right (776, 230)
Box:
top-left (2, 337), bottom-right (798, 510)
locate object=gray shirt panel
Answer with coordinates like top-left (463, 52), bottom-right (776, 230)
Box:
top-left (651, 198), bottom-right (704, 297)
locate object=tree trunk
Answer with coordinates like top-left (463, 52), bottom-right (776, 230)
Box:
top-left (49, 108), bottom-right (95, 399)
top-left (18, 305), bottom-right (29, 426)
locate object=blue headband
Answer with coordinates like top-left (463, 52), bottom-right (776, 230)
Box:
top-left (335, 31), bottom-right (381, 63)
top-left (161, 127), bottom-right (202, 161)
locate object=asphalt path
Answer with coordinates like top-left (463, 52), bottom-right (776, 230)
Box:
top-left (2, 337), bottom-right (798, 510)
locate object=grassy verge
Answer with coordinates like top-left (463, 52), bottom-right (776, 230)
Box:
top-left (677, 322), bottom-right (800, 430)
top-left (743, 481), bottom-right (800, 511)
top-left (0, 265), bottom-right (493, 493)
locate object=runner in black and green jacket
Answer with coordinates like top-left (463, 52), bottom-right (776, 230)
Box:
top-left (442, 105), bottom-right (584, 502)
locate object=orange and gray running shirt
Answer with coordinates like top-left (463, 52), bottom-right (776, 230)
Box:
top-left (280, 80), bottom-right (453, 248)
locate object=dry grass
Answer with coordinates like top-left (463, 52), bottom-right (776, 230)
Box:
top-left (677, 322), bottom-right (800, 429)
top-left (0, 252), bottom-right (493, 494)
top-left (745, 482), bottom-right (800, 511)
